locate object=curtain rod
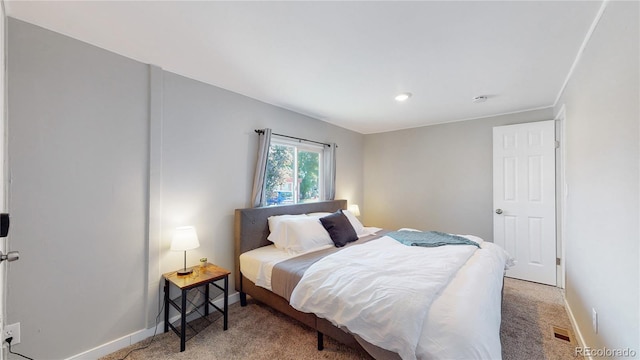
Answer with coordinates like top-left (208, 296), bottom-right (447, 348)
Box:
top-left (255, 129), bottom-right (332, 147)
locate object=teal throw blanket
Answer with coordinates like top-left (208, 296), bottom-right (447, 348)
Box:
top-left (387, 230), bottom-right (480, 248)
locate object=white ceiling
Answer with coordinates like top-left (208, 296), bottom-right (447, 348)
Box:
top-left (5, 1), bottom-right (602, 134)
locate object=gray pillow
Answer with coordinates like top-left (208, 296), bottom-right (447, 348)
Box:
top-left (319, 210), bottom-right (358, 247)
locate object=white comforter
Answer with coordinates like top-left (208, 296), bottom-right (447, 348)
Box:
top-left (289, 236), bottom-right (480, 360)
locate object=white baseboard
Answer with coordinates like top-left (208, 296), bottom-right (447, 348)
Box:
top-left (564, 295), bottom-right (593, 360)
top-left (65, 292), bottom-right (240, 360)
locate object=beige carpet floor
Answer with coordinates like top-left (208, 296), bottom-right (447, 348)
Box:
top-left (101, 278), bottom-right (577, 360)
top-left (500, 278), bottom-right (577, 360)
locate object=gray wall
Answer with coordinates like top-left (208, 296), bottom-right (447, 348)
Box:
top-left (7, 18), bottom-right (364, 358)
top-left (157, 70), bottom-right (365, 299)
top-left (8, 18), bottom-right (149, 359)
top-left (362, 108), bottom-right (553, 241)
top-left (554, 1), bottom-right (639, 353)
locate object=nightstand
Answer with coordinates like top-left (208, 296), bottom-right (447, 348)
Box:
top-left (163, 263), bottom-right (231, 352)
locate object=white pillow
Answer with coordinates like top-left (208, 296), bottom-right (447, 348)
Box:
top-left (343, 210), bottom-right (365, 235)
top-left (307, 212), bottom-right (332, 216)
top-left (267, 214), bottom-right (307, 241)
top-left (268, 217), bottom-right (333, 254)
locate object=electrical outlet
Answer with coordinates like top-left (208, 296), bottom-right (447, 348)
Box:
top-left (592, 308), bottom-right (598, 334)
top-left (3, 322), bottom-right (20, 344)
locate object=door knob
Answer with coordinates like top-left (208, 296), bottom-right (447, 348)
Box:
top-left (495, 209), bottom-right (503, 214)
top-left (0, 251), bottom-right (19, 263)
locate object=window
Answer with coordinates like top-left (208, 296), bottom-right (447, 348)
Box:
top-left (265, 138), bottom-right (323, 206)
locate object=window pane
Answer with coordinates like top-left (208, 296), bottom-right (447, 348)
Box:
top-left (265, 139), bottom-right (323, 206)
top-left (266, 144), bottom-right (294, 206)
top-left (297, 150), bottom-right (320, 203)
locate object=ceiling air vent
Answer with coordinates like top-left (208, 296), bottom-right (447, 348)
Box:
top-left (472, 95), bottom-right (488, 103)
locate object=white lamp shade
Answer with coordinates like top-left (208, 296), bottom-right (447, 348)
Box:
top-left (171, 226), bottom-right (200, 251)
top-left (348, 204), bottom-right (361, 217)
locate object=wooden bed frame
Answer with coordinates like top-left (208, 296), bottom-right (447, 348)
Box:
top-left (233, 200), bottom-right (371, 354)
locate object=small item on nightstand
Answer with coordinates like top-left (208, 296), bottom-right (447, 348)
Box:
top-left (200, 258), bottom-right (207, 268)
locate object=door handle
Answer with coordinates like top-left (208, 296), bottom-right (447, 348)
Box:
top-left (495, 209), bottom-right (503, 215)
top-left (0, 251), bottom-right (19, 263)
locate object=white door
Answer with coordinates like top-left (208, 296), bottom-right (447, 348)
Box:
top-left (493, 120), bottom-right (556, 286)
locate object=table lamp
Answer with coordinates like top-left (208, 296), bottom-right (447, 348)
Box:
top-left (171, 226), bottom-right (200, 276)
top-left (348, 204), bottom-right (361, 217)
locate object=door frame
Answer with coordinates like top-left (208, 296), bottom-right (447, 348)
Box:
top-left (0, 2), bottom-right (7, 358)
top-left (555, 106), bottom-right (567, 289)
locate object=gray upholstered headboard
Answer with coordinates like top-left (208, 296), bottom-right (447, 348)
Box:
top-left (234, 200), bottom-right (347, 291)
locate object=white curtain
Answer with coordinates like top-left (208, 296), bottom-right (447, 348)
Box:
top-left (251, 128), bottom-right (272, 207)
top-left (323, 143), bottom-right (337, 200)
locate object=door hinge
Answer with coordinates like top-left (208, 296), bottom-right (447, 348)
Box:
top-left (556, 257), bottom-right (561, 265)
top-left (555, 140), bottom-right (560, 149)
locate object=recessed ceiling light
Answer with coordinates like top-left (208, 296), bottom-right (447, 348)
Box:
top-left (472, 95), bottom-right (488, 103)
top-left (395, 92), bottom-right (412, 102)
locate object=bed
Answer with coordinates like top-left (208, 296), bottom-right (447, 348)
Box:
top-left (234, 200), bottom-right (511, 360)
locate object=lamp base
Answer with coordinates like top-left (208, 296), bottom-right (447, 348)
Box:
top-left (177, 268), bottom-right (193, 276)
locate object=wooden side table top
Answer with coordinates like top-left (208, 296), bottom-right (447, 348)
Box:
top-left (163, 263), bottom-right (231, 290)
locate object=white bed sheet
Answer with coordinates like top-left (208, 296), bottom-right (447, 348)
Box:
top-left (239, 226), bottom-right (381, 291)
top-left (239, 243), bottom-right (331, 291)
